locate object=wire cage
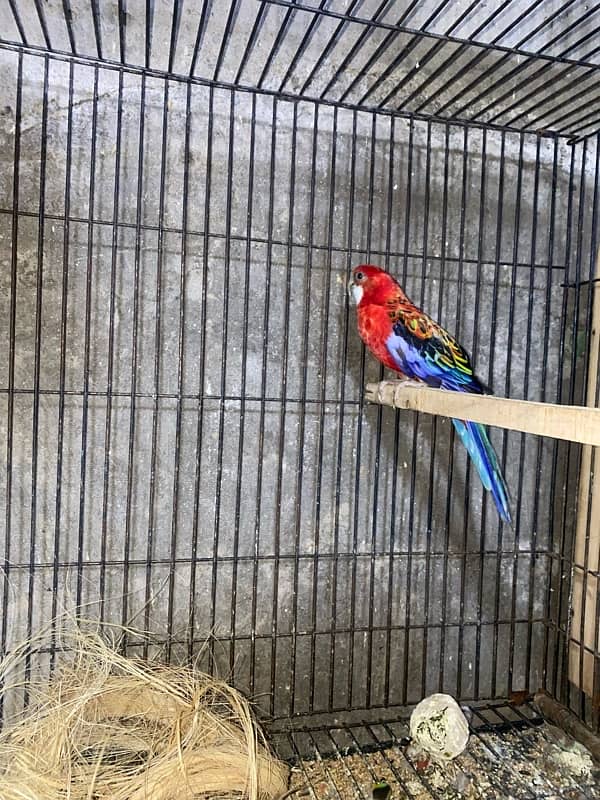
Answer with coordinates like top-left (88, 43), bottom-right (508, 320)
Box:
top-left (1, 0), bottom-right (600, 795)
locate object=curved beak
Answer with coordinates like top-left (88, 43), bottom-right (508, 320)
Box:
top-left (347, 277), bottom-right (362, 306)
top-left (347, 276), bottom-right (356, 304)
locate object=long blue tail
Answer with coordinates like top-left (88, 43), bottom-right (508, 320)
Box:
top-left (452, 418), bottom-right (511, 524)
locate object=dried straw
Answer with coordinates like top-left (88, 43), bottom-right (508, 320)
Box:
top-left (0, 627), bottom-right (289, 799)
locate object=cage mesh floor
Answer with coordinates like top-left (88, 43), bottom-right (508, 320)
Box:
top-left (270, 703), bottom-right (599, 799)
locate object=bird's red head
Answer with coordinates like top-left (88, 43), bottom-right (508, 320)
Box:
top-left (349, 264), bottom-right (405, 306)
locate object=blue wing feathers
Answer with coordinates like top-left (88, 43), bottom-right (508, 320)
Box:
top-left (385, 324), bottom-right (511, 523)
top-left (453, 419), bottom-right (511, 523)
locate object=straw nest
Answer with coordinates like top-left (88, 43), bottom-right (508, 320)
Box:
top-left (0, 628), bottom-right (290, 799)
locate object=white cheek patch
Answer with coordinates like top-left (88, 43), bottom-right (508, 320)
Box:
top-left (351, 284), bottom-right (364, 305)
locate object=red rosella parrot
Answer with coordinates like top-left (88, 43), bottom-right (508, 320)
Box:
top-left (349, 264), bottom-right (511, 524)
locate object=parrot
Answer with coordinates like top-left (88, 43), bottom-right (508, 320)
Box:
top-left (348, 264), bottom-right (511, 524)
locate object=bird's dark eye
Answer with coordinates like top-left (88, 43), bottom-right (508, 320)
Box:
top-left (355, 271), bottom-right (364, 281)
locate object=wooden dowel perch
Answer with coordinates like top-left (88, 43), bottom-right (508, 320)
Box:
top-left (534, 691), bottom-right (600, 764)
top-left (365, 380), bottom-right (600, 447)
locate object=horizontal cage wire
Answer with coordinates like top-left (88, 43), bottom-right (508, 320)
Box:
top-left (0, 0), bottom-right (599, 792)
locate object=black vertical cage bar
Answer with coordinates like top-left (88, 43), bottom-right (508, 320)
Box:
top-left (61, 0), bottom-right (77, 54)
top-left (328, 107), bottom-right (357, 714)
top-left (521, 135), bottom-right (542, 692)
top-left (165, 79), bottom-right (192, 664)
top-left (6, 0), bottom-right (27, 45)
top-left (266, 97), bottom-right (284, 716)
top-left (49, 58), bottom-right (73, 645)
top-left (100, 72), bottom-right (123, 620)
top-left (121, 74), bottom-right (146, 634)
top-left (189, 0), bottom-right (212, 77)
top-left (167, 0), bottom-right (183, 74)
top-left (473, 128), bottom-right (488, 701)
top-left (382, 113), bottom-right (398, 709)
top-left (246, 93), bottom-right (260, 697)
top-left (213, 0), bottom-right (239, 82)
top-left (309, 104), bottom-right (337, 714)
top-left (289, 100), bottom-right (319, 717)
top-left (218, 91), bottom-right (237, 673)
top-left (230, 91), bottom-right (256, 680)
top-left (551, 144), bottom-right (578, 704)
top-left (418, 119), bottom-right (435, 702)
top-left (454, 126), bottom-right (471, 700)
top-left (400, 117), bottom-right (416, 708)
top-left (533, 139), bottom-right (561, 696)
top-left (78, 67), bottom-right (98, 619)
top-left (188, 84), bottom-right (214, 660)
top-left (32, 0), bottom-right (51, 50)
top-left (276, 0), bottom-right (327, 94)
top-left (505, 132), bottom-right (525, 696)
top-left (437, 122), bottom-right (451, 695)
top-left (24, 54), bottom-right (50, 693)
top-left (145, 0), bottom-right (155, 69)
top-left (297, 0), bottom-right (364, 97)
top-left (118, 0), bottom-right (127, 65)
top-left (211, 92), bottom-right (237, 666)
top-left (90, 0), bottom-right (103, 60)
top-left (99, 69), bottom-right (124, 628)
top-left (0, 50), bottom-right (22, 720)
top-left (347, 107), bottom-right (365, 712)
top-left (365, 111), bottom-right (382, 710)
top-left (488, 130), bottom-right (507, 698)
top-left (209, 88), bottom-right (236, 674)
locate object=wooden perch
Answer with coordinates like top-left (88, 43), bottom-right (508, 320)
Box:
top-left (534, 691), bottom-right (600, 763)
top-left (364, 380), bottom-right (600, 447)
